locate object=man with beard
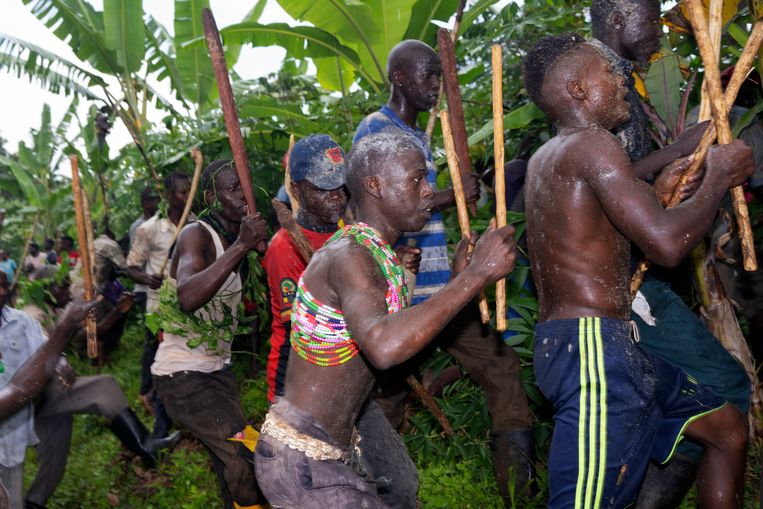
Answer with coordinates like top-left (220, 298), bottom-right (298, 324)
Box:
top-left (152, 161), bottom-right (269, 509)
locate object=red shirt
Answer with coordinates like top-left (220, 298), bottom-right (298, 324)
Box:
top-left (263, 226), bottom-right (335, 401)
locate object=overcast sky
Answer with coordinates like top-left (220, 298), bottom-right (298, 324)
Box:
top-left (0, 1), bottom-right (294, 156)
top-left (0, 1), bottom-right (511, 159)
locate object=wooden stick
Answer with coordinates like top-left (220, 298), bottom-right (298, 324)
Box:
top-left (630, 19), bottom-right (763, 295)
top-left (425, 0), bottom-right (468, 140)
top-left (407, 373), bottom-right (453, 435)
top-left (438, 27), bottom-right (477, 216)
top-left (492, 44), bottom-right (507, 332)
top-left (440, 110), bottom-right (491, 323)
top-left (285, 134), bottom-right (300, 215)
top-left (271, 198), bottom-right (313, 264)
top-left (70, 155), bottom-right (98, 359)
top-left (203, 8), bottom-right (256, 215)
top-left (158, 148), bottom-right (204, 276)
top-left (82, 193), bottom-right (95, 284)
top-left (686, 0), bottom-right (757, 271)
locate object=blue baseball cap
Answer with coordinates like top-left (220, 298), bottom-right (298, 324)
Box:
top-left (289, 135), bottom-right (346, 190)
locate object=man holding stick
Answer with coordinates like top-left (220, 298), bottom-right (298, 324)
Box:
top-left (523, 33), bottom-right (752, 508)
top-left (353, 39), bottom-right (534, 501)
top-left (590, 1), bottom-right (753, 504)
top-left (152, 160), bottom-right (269, 509)
top-left (0, 271), bottom-right (99, 509)
top-left (263, 135), bottom-right (420, 509)
top-left (255, 132), bottom-right (517, 508)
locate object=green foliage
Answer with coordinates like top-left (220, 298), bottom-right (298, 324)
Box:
top-left (103, 0), bottom-right (146, 74)
top-left (174, 0), bottom-right (216, 112)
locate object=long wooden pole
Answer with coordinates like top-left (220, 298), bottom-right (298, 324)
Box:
top-left (686, 0), bottom-right (757, 271)
top-left (492, 44), bottom-right (507, 332)
top-left (630, 19), bottom-right (763, 296)
top-left (158, 148), bottom-right (204, 276)
top-left (202, 8), bottom-right (256, 215)
top-left (440, 110), bottom-right (491, 323)
top-left (438, 27), bottom-right (477, 216)
top-left (70, 155), bottom-right (97, 359)
top-left (425, 0), bottom-right (467, 140)
top-left (284, 134), bottom-right (300, 215)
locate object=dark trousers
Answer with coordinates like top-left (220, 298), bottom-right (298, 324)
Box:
top-left (256, 399), bottom-right (389, 509)
top-left (26, 376), bottom-right (128, 505)
top-left (141, 328), bottom-right (172, 438)
top-left (154, 369), bottom-right (263, 508)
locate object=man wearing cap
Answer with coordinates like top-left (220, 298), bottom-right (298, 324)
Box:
top-left (264, 135), bottom-right (349, 403)
top-left (263, 135), bottom-right (420, 508)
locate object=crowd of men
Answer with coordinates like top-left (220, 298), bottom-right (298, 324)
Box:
top-left (2, 0), bottom-right (762, 508)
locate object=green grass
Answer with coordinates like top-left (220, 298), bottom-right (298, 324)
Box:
top-left (21, 320), bottom-right (763, 508)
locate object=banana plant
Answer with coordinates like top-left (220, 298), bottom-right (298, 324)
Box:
top-left (0, 102), bottom-right (79, 238)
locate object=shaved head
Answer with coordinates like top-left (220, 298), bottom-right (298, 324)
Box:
top-left (387, 40), bottom-right (438, 80)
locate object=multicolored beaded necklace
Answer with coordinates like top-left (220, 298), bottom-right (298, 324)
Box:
top-left (291, 223), bottom-right (409, 367)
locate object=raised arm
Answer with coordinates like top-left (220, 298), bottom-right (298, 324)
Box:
top-left (175, 214), bottom-right (267, 313)
top-left (333, 225), bottom-right (516, 370)
top-left (583, 130), bottom-right (753, 267)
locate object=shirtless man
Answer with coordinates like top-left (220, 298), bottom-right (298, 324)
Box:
top-left (590, 2), bottom-right (753, 505)
top-left (523, 34), bottom-right (752, 508)
top-left (254, 132), bottom-right (518, 508)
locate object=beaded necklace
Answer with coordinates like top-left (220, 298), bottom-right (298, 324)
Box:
top-left (291, 223), bottom-right (409, 367)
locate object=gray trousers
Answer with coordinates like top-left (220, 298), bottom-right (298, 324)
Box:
top-left (25, 375), bottom-right (127, 505)
top-left (256, 398), bottom-right (417, 509)
top-left (0, 464), bottom-right (22, 509)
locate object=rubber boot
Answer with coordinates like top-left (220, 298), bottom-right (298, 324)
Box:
top-left (491, 428), bottom-right (535, 507)
top-left (635, 454), bottom-right (700, 509)
top-left (108, 408), bottom-right (180, 468)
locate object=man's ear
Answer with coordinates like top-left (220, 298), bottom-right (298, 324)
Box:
top-left (611, 11), bottom-right (624, 31)
top-left (389, 67), bottom-right (404, 88)
top-left (364, 175), bottom-right (382, 200)
top-left (567, 78), bottom-right (586, 101)
top-left (289, 180), bottom-right (300, 201)
top-left (203, 189), bottom-right (214, 206)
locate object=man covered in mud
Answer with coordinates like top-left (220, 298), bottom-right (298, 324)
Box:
top-left (263, 134), bottom-right (420, 508)
top-left (523, 33), bottom-right (753, 508)
top-left (590, 1), bottom-right (753, 505)
top-left (152, 161), bottom-right (269, 509)
top-left (354, 40), bottom-right (535, 501)
top-left (254, 132), bottom-right (518, 508)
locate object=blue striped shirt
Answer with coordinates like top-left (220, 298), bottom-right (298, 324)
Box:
top-left (354, 106), bottom-right (450, 305)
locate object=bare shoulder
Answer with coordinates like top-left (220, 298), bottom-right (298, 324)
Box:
top-left (567, 127), bottom-right (630, 175)
top-left (302, 236), bottom-right (379, 303)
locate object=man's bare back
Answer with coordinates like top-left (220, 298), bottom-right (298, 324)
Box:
top-left (527, 127), bottom-right (632, 321)
top-left (525, 43), bottom-right (753, 323)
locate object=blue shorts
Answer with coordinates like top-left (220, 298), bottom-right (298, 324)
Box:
top-left (534, 317), bottom-right (726, 509)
